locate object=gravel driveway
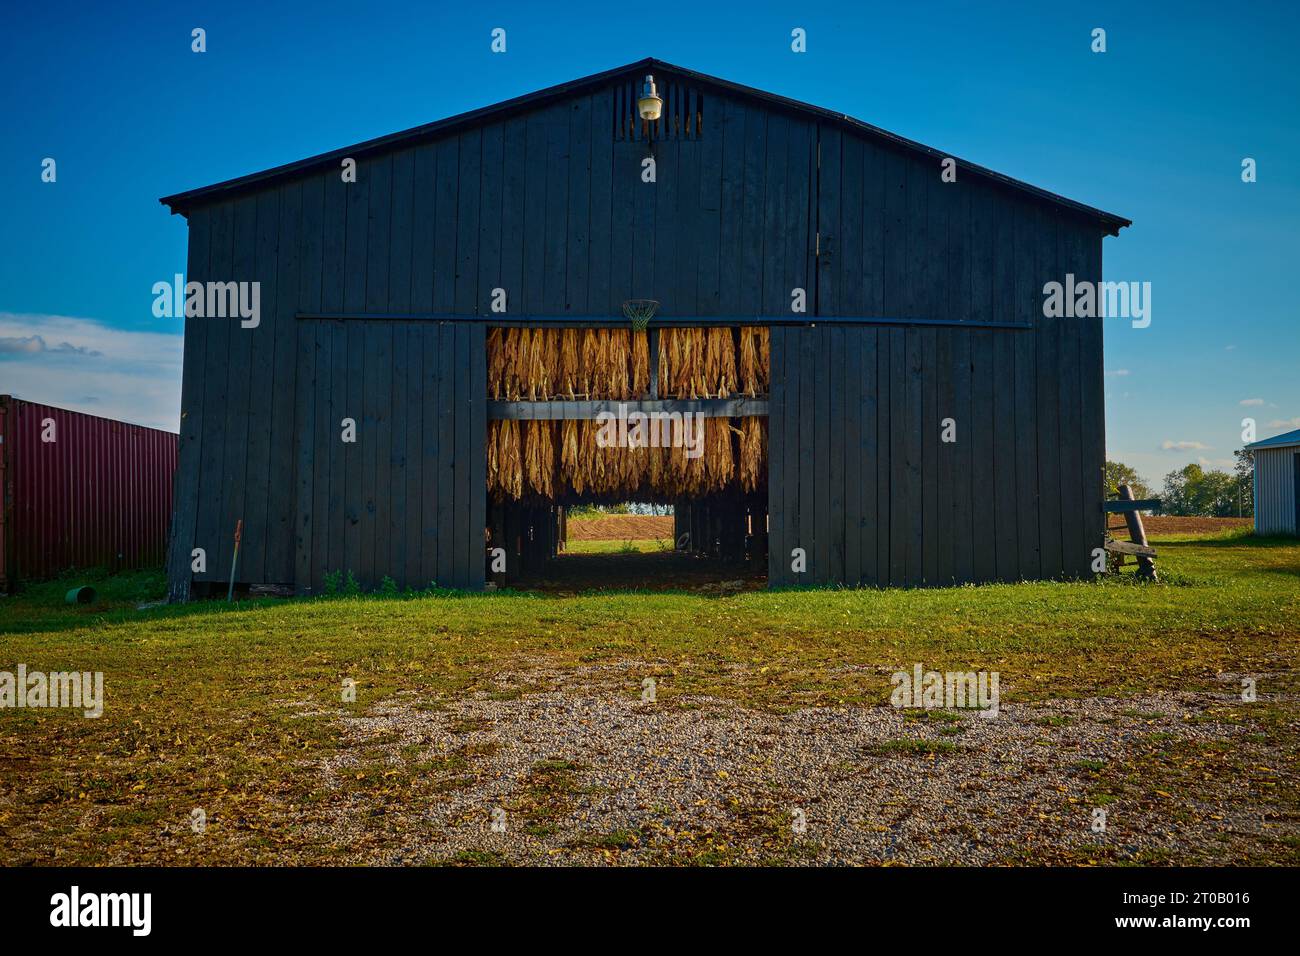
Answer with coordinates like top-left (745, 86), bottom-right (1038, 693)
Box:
top-left (294, 664), bottom-right (1295, 866)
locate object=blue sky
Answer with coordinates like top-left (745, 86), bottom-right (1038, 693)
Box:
top-left (1, 0), bottom-right (1296, 486)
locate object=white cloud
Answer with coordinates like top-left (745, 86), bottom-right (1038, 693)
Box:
top-left (1198, 456), bottom-right (1235, 468)
top-left (0, 334), bottom-right (103, 356)
top-left (0, 312), bottom-right (181, 431)
top-left (1239, 398), bottom-right (1265, 406)
top-left (1266, 417), bottom-right (1300, 429)
top-left (1161, 440), bottom-right (1210, 451)
top-left (1105, 368), bottom-right (1130, 377)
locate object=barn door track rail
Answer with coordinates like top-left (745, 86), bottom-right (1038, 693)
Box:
top-left (296, 312), bottom-right (1033, 330)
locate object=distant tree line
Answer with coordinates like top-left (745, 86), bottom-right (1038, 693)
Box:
top-left (566, 502), bottom-right (672, 518)
top-left (1105, 451), bottom-right (1253, 518)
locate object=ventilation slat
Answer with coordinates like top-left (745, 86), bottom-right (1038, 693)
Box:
top-left (613, 78), bottom-right (704, 141)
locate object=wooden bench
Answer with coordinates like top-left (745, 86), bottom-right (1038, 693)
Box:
top-left (1102, 486), bottom-right (1161, 580)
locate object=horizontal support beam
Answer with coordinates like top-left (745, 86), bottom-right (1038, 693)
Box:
top-left (488, 398), bottom-right (769, 420)
top-left (298, 312), bottom-right (1032, 331)
top-left (1102, 499), bottom-right (1161, 513)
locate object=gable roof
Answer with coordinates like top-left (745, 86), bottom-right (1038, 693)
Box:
top-left (159, 57), bottom-right (1131, 234)
top-left (1247, 428), bottom-right (1300, 451)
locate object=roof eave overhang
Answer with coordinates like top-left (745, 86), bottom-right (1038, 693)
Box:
top-left (1246, 441), bottom-right (1300, 451)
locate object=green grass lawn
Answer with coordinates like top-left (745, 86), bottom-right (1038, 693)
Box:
top-left (562, 537), bottom-right (673, 554)
top-left (1, 529), bottom-right (1296, 864)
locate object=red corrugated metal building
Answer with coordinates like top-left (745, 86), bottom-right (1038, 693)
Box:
top-left (0, 396), bottom-right (178, 589)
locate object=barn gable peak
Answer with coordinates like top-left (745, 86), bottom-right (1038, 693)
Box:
top-left (159, 56), bottom-right (1129, 235)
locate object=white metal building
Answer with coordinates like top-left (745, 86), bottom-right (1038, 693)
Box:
top-left (1247, 428), bottom-right (1300, 535)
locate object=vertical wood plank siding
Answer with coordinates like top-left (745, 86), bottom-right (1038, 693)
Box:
top-left (769, 120), bottom-right (1106, 587)
top-left (166, 74), bottom-right (1110, 596)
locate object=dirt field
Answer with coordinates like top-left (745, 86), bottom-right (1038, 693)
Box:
top-left (566, 515), bottom-right (674, 540)
top-left (571, 514), bottom-right (1250, 542)
top-left (1107, 516), bottom-right (1252, 537)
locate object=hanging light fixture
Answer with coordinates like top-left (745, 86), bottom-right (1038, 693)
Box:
top-left (637, 74), bottom-right (663, 122)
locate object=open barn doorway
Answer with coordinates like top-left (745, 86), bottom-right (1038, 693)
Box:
top-left (495, 499), bottom-right (766, 593)
top-left (483, 324), bottom-right (770, 593)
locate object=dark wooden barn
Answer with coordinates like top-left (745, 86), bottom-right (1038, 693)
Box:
top-left (159, 57), bottom-right (1129, 600)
